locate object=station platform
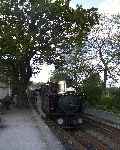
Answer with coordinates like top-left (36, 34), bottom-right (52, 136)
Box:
top-left (0, 109), bottom-right (64, 150)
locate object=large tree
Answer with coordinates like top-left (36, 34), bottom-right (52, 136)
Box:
top-left (51, 44), bottom-right (96, 91)
top-left (52, 15), bottom-right (120, 94)
top-left (0, 0), bottom-right (99, 106)
top-left (84, 15), bottom-right (120, 89)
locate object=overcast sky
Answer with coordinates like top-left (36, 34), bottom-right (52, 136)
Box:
top-left (31, 0), bottom-right (120, 84)
top-left (70, 0), bottom-right (120, 14)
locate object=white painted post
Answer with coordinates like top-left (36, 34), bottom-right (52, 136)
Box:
top-left (8, 78), bottom-right (11, 96)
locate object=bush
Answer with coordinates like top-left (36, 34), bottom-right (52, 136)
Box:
top-left (108, 87), bottom-right (120, 110)
top-left (112, 95), bottom-right (120, 110)
top-left (82, 73), bottom-right (103, 106)
top-left (100, 95), bottom-right (113, 110)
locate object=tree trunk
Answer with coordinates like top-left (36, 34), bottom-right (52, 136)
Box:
top-left (98, 48), bottom-right (108, 95)
top-left (65, 0), bottom-right (70, 7)
top-left (15, 82), bottom-right (29, 108)
top-left (103, 69), bottom-right (107, 89)
top-left (12, 60), bottom-right (32, 108)
top-left (103, 68), bottom-right (107, 95)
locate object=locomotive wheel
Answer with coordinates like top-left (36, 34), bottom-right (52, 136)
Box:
top-left (56, 118), bottom-right (64, 125)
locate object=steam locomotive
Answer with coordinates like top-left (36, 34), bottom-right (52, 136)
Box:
top-left (39, 81), bottom-right (84, 127)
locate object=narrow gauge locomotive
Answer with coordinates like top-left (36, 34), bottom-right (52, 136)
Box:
top-left (40, 81), bottom-right (83, 127)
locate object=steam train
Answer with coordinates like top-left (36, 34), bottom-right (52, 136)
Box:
top-left (39, 81), bottom-right (84, 127)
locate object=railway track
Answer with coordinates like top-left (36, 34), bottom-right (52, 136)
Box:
top-left (45, 119), bottom-right (111, 150)
top-left (33, 99), bottom-right (120, 149)
top-left (34, 112), bottom-right (119, 149)
top-left (45, 119), bottom-right (85, 150)
top-left (81, 113), bottom-right (120, 143)
top-left (80, 113), bottom-right (120, 149)
top-left (69, 129), bottom-right (110, 150)
top-left (44, 113), bottom-right (120, 150)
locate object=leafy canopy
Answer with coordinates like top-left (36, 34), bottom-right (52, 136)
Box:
top-left (0, 0), bottom-right (99, 84)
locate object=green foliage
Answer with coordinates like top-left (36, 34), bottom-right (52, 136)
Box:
top-left (50, 70), bottom-right (73, 87)
top-left (0, 0), bottom-right (99, 74)
top-left (81, 74), bottom-right (120, 111)
top-left (100, 95), bottom-right (113, 110)
top-left (82, 73), bottom-right (103, 105)
top-left (0, 0), bottom-right (99, 106)
top-left (94, 87), bottom-right (120, 112)
top-left (51, 71), bottom-right (68, 82)
top-left (108, 87), bottom-right (120, 109)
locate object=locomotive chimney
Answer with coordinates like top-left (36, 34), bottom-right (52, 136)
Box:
top-left (58, 80), bottom-right (66, 93)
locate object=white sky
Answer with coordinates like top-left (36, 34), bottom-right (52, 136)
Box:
top-left (30, 63), bottom-right (55, 83)
top-left (99, 0), bottom-right (120, 14)
top-left (30, 0), bottom-right (120, 84)
top-left (70, 0), bottom-right (120, 14)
